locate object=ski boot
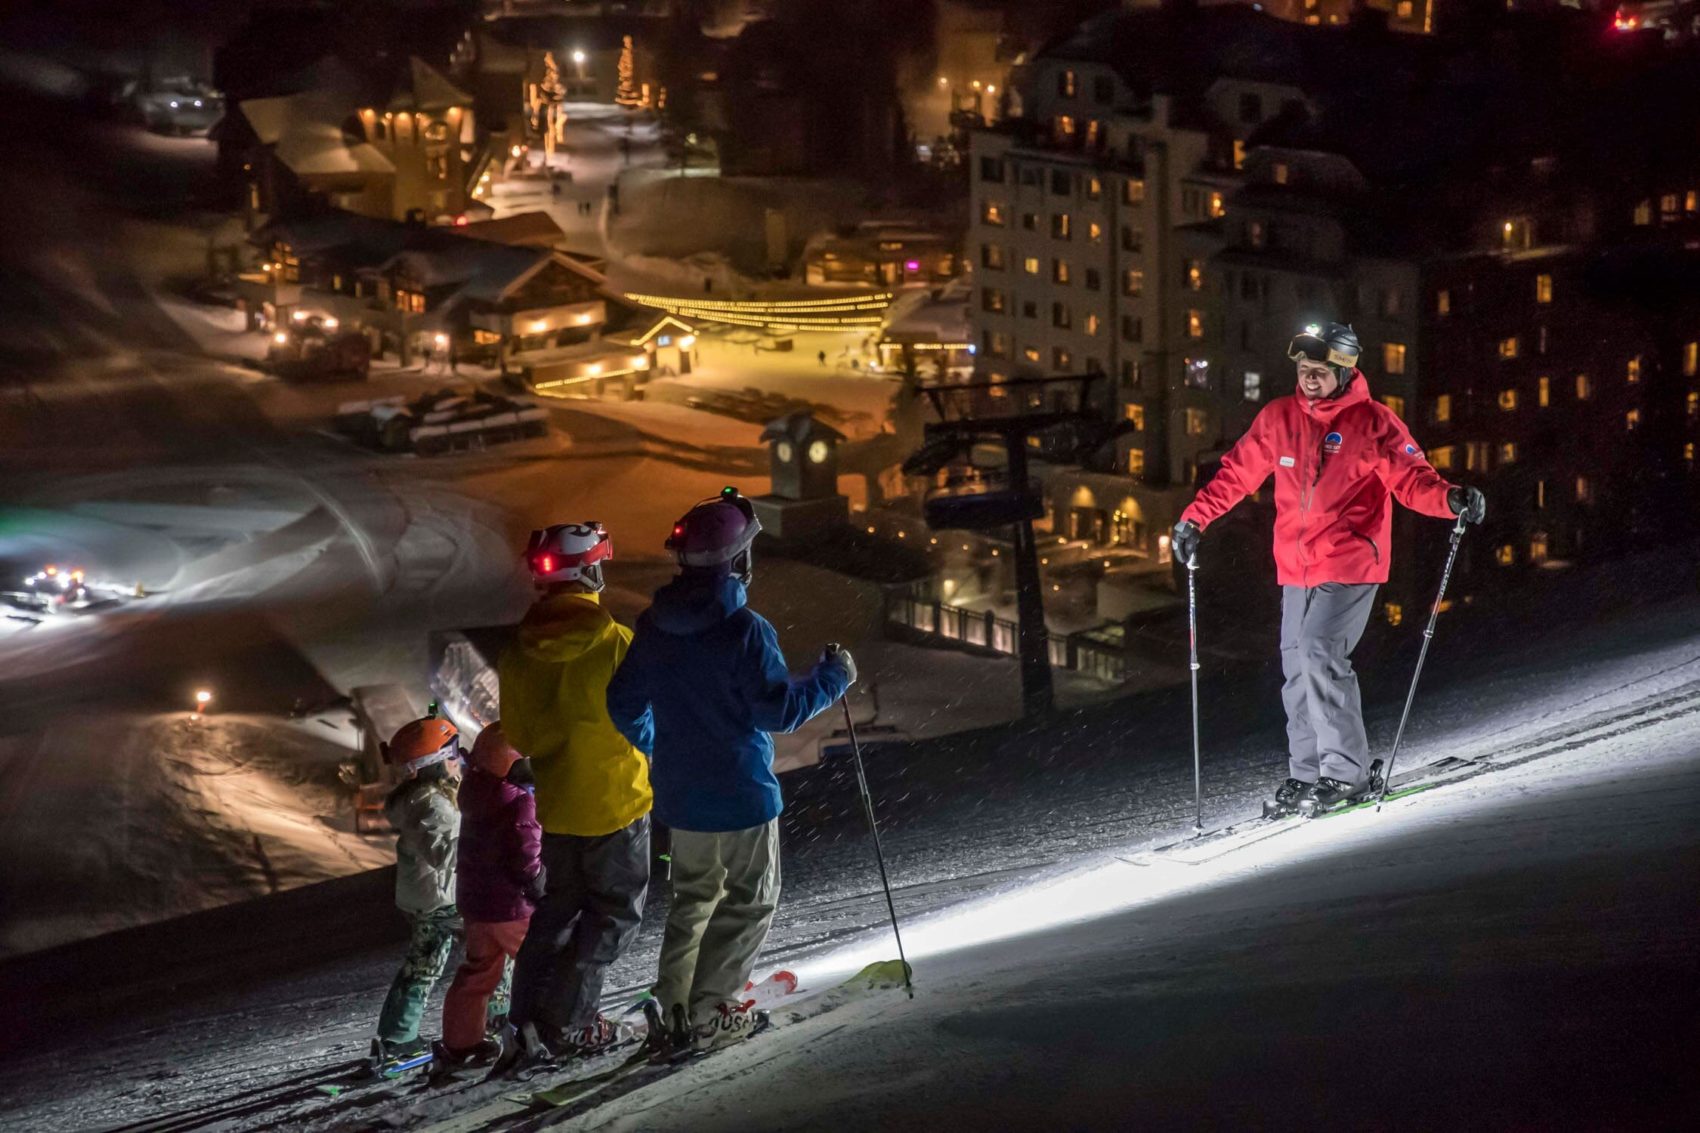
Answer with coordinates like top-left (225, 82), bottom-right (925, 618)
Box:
top-left (366, 1037), bottom-right (431, 1079)
top-left (489, 1020), bottom-right (558, 1080)
top-left (1262, 778), bottom-right (1313, 819)
top-left (428, 1037), bottom-right (500, 1084)
top-left (560, 1013), bottom-right (632, 1059)
top-left (1296, 776), bottom-right (1369, 817)
top-left (690, 1001), bottom-right (769, 1055)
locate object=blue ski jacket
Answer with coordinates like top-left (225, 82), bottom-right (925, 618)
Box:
top-left (606, 574), bottom-right (850, 833)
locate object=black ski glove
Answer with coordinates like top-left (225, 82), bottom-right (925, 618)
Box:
top-left (522, 866), bottom-right (548, 904)
top-left (823, 643), bottom-right (858, 687)
top-left (1171, 519), bottom-right (1201, 566)
top-left (1447, 486), bottom-right (1486, 525)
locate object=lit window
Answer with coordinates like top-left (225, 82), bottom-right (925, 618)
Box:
top-left (1232, 139), bottom-right (1247, 170)
top-left (1124, 269), bottom-right (1144, 297)
top-left (1684, 341), bottom-right (1698, 376)
top-left (1501, 217), bottom-right (1534, 250)
top-left (1087, 176), bottom-right (1102, 200)
top-left (1058, 70), bottom-right (1077, 98)
top-left (1023, 346), bottom-right (1041, 363)
top-left (1273, 162), bottom-right (1289, 185)
top-left (1123, 179), bottom-right (1145, 205)
top-left (1023, 256), bottom-right (1040, 275)
top-left (1383, 394), bottom-right (1406, 418)
top-left (1538, 375), bottom-right (1550, 407)
top-left (1084, 313), bottom-right (1100, 337)
top-left (1184, 358), bottom-right (1210, 389)
top-left (1626, 408), bottom-right (1641, 430)
top-left (1053, 259), bottom-right (1070, 284)
top-left (1052, 213), bottom-right (1072, 239)
top-left (1499, 442), bottom-right (1517, 463)
top-left (1576, 373), bottom-right (1593, 400)
top-left (1626, 356), bottom-right (1641, 383)
top-left (1054, 115), bottom-right (1076, 141)
top-left (1244, 371), bottom-right (1262, 401)
top-left (1496, 545), bottom-right (1516, 567)
top-left (1662, 193), bottom-right (1680, 220)
top-left (1384, 602), bottom-right (1403, 627)
top-left (1689, 190), bottom-right (1699, 213)
top-left (1128, 449), bottom-right (1145, 476)
top-left (1529, 533), bottom-right (1549, 564)
top-left (1535, 274), bottom-right (1553, 304)
top-left (1185, 407), bottom-right (1208, 436)
top-left (982, 202), bottom-right (1005, 226)
top-left (1430, 445), bottom-right (1456, 470)
top-left (1434, 394), bottom-right (1452, 424)
top-left (1053, 347), bottom-right (1072, 370)
top-left (1124, 404), bottom-right (1146, 430)
top-left (1687, 442), bottom-right (1696, 463)
top-left (1186, 309), bottom-right (1204, 338)
top-left (1437, 289), bottom-right (1451, 315)
top-left (1688, 390), bottom-right (1699, 418)
top-left (981, 243), bottom-right (1005, 270)
top-left (984, 330), bottom-right (1008, 357)
top-left (1088, 221), bottom-right (1103, 243)
top-left (1383, 343), bottom-right (1407, 374)
top-left (1498, 337), bottom-right (1520, 359)
top-left (981, 288), bottom-right (1005, 313)
top-left (1466, 442), bottom-right (1491, 471)
top-left (1208, 191), bottom-right (1225, 219)
top-left (1185, 260), bottom-right (1204, 290)
top-left (1396, 0), bottom-right (1413, 18)
top-left (1633, 200), bottom-right (1652, 226)
top-left (1575, 476), bottom-right (1592, 503)
top-left (1536, 480), bottom-right (1547, 510)
top-left (1499, 389), bottom-right (1518, 411)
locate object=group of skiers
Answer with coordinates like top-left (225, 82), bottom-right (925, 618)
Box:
top-left (369, 489), bottom-right (853, 1077)
top-left (367, 318), bottom-right (1488, 1079)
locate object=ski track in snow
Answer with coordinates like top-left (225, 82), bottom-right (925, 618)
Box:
top-left (1, 599), bottom-right (1698, 1129)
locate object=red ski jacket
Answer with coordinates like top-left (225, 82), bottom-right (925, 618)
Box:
top-left (1179, 374), bottom-right (1456, 587)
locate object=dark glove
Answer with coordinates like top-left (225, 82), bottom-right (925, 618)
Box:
top-left (823, 643), bottom-right (857, 687)
top-left (522, 866), bottom-right (547, 904)
top-left (1447, 486), bottom-right (1486, 525)
top-left (1171, 520), bottom-right (1201, 566)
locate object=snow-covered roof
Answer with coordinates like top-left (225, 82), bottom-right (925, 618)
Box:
top-left (382, 57), bottom-right (472, 113)
top-left (276, 127), bottom-right (394, 178)
top-left (459, 211), bottom-right (567, 249)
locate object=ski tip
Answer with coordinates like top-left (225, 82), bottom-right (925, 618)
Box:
top-left (849, 959), bottom-right (913, 988)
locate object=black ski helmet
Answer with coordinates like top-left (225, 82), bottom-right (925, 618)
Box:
top-left (1287, 322), bottom-right (1362, 395)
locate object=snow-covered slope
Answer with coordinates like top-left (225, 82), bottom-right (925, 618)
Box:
top-left (1, 598), bottom-right (1697, 1130)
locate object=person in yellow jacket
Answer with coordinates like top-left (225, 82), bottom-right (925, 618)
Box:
top-left (496, 522), bottom-right (653, 1065)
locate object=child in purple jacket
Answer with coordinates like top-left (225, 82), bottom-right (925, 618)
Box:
top-left (436, 723), bottom-right (544, 1068)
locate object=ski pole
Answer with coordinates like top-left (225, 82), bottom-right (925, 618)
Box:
top-left (1377, 514), bottom-right (1469, 811)
top-left (1186, 553), bottom-right (1203, 834)
top-left (841, 698), bottom-right (915, 999)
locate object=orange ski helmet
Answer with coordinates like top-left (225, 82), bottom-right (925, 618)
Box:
top-left (387, 716), bottom-right (461, 773)
top-left (468, 722), bottom-right (521, 778)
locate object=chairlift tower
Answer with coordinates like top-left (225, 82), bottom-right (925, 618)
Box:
top-left (904, 371), bottom-right (1131, 717)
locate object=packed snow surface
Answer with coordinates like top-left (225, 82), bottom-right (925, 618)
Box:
top-left (1, 598), bottom-right (1696, 1130)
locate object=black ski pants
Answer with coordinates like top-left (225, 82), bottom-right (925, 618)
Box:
top-left (509, 816), bottom-right (650, 1034)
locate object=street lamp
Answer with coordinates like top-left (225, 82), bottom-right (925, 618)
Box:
top-left (193, 689), bottom-right (213, 718)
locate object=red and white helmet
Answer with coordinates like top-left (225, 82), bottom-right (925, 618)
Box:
top-left (525, 522), bottom-right (612, 591)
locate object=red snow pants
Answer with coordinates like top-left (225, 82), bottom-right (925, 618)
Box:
top-left (442, 917), bottom-right (530, 1051)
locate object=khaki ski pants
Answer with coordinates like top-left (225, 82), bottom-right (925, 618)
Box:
top-left (653, 819), bottom-right (781, 1027)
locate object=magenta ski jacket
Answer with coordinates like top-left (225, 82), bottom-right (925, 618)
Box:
top-left (454, 767), bottom-right (543, 924)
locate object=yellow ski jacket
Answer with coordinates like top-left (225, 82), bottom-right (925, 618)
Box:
top-left (498, 592), bottom-right (653, 837)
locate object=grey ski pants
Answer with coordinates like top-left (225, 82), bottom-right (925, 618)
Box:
top-left (1280, 582), bottom-right (1379, 786)
top-left (653, 819), bottom-right (781, 1028)
top-left (510, 818), bottom-right (651, 1033)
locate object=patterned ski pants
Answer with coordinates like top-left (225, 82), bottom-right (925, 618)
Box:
top-left (376, 906), bottom-right (513, 1044)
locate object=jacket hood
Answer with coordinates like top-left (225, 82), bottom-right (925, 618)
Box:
top-left (1299, 369), bottom-right (1370, 422)
top-left (649, 573), bottom-right (747, 636)
top-left (518, 592), bottom-right (618, 661)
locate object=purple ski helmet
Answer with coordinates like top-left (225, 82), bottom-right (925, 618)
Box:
top-left (665, 487), bottom-right (762, 581)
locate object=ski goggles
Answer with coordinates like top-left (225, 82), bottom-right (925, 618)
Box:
top-left (1287, 332), bottom-right (1358, 370)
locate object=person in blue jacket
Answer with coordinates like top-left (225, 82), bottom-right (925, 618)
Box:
top-left (607, 487), bottom-right (854, 1055)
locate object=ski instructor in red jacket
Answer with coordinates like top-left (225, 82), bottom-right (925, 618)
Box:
top-left (1170, 322), bottom-right (1486, 816)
